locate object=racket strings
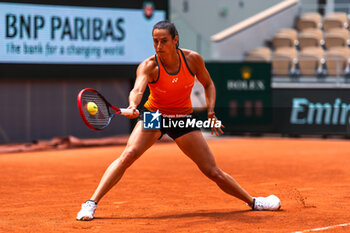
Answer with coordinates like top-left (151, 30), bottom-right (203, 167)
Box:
top-left (81, 91), bottom-right (111, 129)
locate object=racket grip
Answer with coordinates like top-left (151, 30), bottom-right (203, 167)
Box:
top-left (120, 108), bottom-right (140, 116)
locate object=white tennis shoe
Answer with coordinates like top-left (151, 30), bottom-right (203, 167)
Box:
top-left (76, 200), bottom-right (97, 221)
top-left (252, 195), bottom-right (281, 211)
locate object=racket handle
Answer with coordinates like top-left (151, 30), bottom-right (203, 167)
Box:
top-left (120, 108), bottom-right (140, 116)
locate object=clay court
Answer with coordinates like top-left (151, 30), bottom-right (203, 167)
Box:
top-left (1, 137), bottom-right (349, 233)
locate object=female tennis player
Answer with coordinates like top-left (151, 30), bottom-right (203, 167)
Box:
top-left (77, 20), bottom-right (280, 221)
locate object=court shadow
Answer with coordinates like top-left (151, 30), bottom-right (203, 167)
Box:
top-left (95, 209), bottom-right (253, 220)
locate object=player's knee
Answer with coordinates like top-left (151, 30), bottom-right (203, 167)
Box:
top-left (120, 148), bottom-right (140, 168)
top-left (205, 167), bottom-right (225, 183)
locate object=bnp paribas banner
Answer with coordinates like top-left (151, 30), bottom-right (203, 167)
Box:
top-left (206, 62), bottom-right (271, 127)
top-left (0, 2), bottom-right (165, 64)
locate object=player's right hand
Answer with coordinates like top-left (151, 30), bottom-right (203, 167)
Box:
top-left (126, 105), bottom-right (140, 119)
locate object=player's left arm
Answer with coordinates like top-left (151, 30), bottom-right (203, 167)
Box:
top-left (189, 51), bottom-right (224, 136)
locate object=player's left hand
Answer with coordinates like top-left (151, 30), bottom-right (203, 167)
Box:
top-left (208, 112), bottom-right (224, 136)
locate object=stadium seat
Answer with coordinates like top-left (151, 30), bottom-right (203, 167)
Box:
top-left (324, 28), bottom-right (349, 50)
top-left (298, 28), bottom-right (324, 50)
top-left (325, 47), bottom-right (350, 76)
top-left (245, 47), bottom-right (271, 62)
top-left (323, 12), bottom-right (348, 32)
top-left (272, 33), bottom-right (295, 50)
top-left (298, 47), bottom-right (324, 76)
top-left (277, 28), bottom-right (298, 46)
top-left (272, 47), bottom-right (297, 76)
top-left (297, 12), bottom-right (322, 31)
top-left (302, 28), bottom-right (324, 40)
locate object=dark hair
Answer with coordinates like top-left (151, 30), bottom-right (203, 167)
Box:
top-left (152, 20), bottom-right (179, 48)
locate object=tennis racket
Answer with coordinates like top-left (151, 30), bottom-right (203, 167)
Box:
top-left (77, 88), bottom-right (139, 131)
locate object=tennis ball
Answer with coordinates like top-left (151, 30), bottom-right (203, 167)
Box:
top-left (87, 102), bottom-right (98, 115)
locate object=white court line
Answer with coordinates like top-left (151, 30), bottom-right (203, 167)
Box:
top-left (292, 222), bottom-right (350, 233)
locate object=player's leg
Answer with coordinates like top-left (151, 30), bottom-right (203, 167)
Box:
top-left (90, 121), bottom-right (161, 203)
top-left (175, 130), bottom-right (254, 205)
top-left (175, 130), bottom-right (281, 211)
top-left (77, 121), bottom-right (161, 220)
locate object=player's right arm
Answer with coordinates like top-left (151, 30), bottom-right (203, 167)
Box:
top-left (127, 57), bottom-right (158, 118)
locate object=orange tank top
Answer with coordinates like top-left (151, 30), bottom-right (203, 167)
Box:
top-left (144, 49), bottom-right (195, 117)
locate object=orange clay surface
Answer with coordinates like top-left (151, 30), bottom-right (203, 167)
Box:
top-left (1, 137), bottom-right (350, 233)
